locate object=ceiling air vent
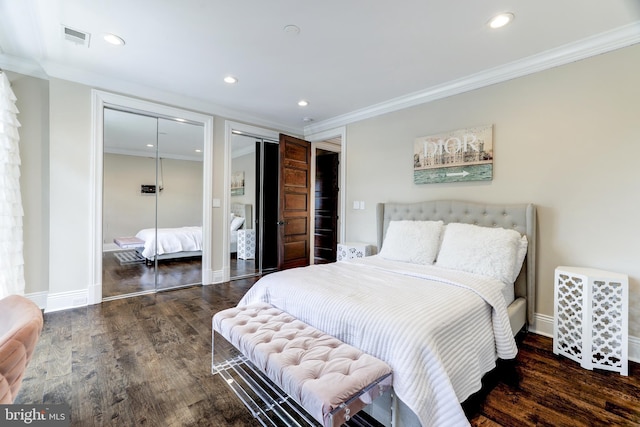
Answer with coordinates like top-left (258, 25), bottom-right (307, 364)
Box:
top-left (62, 25), bottom-right (90, 47)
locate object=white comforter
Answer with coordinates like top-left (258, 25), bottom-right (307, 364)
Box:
top-left (239, 256), bottom-right (517, 427)
top-left (135, 226), bottom-right (202, 259)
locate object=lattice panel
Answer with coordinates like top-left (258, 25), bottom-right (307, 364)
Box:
top-left (591, 279), bottom-right (624, 370)
top-left (238, 229), bottom-right (256, 260)
top-left (337, 243), bottom-right (375, 261)
top-left (555, 273), bottom-right (585, 362)
top-left (553, 267), bottom-right (628, 376)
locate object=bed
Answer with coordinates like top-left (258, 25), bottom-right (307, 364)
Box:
top-left (234, 200), bottom-right (536, 426)
top-left (134, 226), bottom-right (203, 262)
top-left (121, 203), bottom-right (253, 263)
top-left (230, 203), bottom-right (252, 254)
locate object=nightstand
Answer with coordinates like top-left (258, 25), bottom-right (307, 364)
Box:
top-left (553, 266), bottom-right (628, 375)
top-left (337, 242), bottom-right (376, 261)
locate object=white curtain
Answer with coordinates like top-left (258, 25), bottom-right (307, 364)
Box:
top-left (0, 71), bottom-right (24, 298)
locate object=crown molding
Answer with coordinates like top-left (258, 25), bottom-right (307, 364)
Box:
top-left (304, 21), bottom-right (640, 136)
top-left (0, 54), bottom-right (48, 79)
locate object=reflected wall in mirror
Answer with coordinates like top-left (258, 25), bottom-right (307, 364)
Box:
top-left (102, 108), bottom-right (204, 298)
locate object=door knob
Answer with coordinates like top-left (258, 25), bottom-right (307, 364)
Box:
top-left (277, 221), bottom-right (285, 226)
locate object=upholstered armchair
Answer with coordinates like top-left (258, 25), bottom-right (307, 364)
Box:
top-left (0, 295), bottom-right (43, 403)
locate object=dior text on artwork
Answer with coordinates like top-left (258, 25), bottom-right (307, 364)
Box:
top-left (413, 125), bottom-right (493, 184)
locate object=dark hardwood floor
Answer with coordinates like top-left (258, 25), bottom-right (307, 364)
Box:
top-left (16, 278), bottom-right (639, 427)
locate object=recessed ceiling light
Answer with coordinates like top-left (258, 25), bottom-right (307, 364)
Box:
top-left (298, 100), bottom-right (309, 107)
top-left (488, 13), bottom-right (514, 29)
top-left (224, 76), bottom-right (238, 84)
top-left (104, 33), bottom-right (125, 46)
top-left (146, 144), bottom-right (154, 147)
top-left (195, 149), bottom-right (202, 153)
top-left (302, 117), bottom-right (313, 122)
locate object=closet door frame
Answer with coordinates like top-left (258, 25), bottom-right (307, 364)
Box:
top-left (90, 90), bottom-right (214, 304)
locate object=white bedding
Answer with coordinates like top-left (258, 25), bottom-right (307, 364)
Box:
top-left (135, 226), bottom-right (202, 259)
top-left (239, 256), bottom-right (518, 426)
top-left (230, 229), bottom-right (238, 253)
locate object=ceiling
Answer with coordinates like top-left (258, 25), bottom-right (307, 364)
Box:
top-left (1, 1), bottom-right (639, 134)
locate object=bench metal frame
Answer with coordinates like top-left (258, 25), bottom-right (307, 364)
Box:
top-left (212, 331), bottom-right (392, 427)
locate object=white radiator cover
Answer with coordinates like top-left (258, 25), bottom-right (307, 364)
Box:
top-left (553, 266), bottom-right (629, 375)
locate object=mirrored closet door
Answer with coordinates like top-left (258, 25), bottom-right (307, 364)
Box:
top-left (230, 133), bottom-right (279, 279)
top-left (102, 107), bottom-right (204, 299)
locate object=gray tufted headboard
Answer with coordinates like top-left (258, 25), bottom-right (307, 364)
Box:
top-left (376, 200), bottom-right (536, 325)
top-left (231, 203), bottom-right (253, 229)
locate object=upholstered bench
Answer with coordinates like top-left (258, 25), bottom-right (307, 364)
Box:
top-left (212, 302), bottom-right (392, 427)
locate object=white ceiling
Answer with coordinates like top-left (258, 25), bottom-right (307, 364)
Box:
top-left (1, 0), bottom-right (639, 134)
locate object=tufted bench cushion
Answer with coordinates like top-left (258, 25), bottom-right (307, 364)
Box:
top-left (213, 302), bottom-right (392, 426)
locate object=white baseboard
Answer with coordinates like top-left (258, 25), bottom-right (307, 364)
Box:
top-left (208, 269), bottom-right (224, 284)
top-left (203, 268), bottom-right (223, 285)
top-left (629, 335), bottom-right (640, 364)
top-left (529, 312), bottom-right (639, 364)
top-left (529, 313), bottom-right (554, 337)
top-left (25, 291), bottom-right (48, 310)
top-left (45, 289), bottom-right (88, 313)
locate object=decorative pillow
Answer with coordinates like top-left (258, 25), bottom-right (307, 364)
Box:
top-left (379, 220), bottom-right (444, 265)
top-left (230, 216), bottom-right (245, 231)
top-left (435, 223), bottom-right (523, 284)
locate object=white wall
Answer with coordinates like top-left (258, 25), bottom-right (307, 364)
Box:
top-left (103, 154), bottom-right (203, 244)
top-left (344, 44), bottom-right (640, 338)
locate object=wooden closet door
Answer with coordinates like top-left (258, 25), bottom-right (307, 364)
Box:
top-left (278, 134), bottom-right (311, 270)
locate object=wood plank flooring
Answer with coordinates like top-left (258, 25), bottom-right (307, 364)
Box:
top-left (16, 279), bottom-right (639, 427)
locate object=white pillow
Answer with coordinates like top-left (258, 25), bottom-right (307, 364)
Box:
top-left (512, 235), bottom-right (529, 282)
top-left (230, 216), bottom-right (245, 231)
top-left (435, 223), bottom-right (523, 284)
top-left (379, 220), bottom-right (444, 265)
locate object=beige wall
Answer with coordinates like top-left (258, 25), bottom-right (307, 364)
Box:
top-left (103, 154), bottom-right (203, 244)
top-left (48, 78), bottom-right (93, 295)
top-left (11, 72), bottom-right (49, 295)
top-left (344, 44), bottom-right (640, 337)
top-left (231, 152), bottom-right (256, 209)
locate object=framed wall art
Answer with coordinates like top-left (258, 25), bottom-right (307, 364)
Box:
top-left (231, 171), bottom-right (245, 196)
top-left (413, 124), bottom-right (493, 184)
